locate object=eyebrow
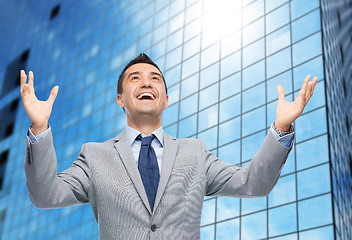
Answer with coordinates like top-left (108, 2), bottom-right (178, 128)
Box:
top-left (127, 71), bottom-right (162, 79)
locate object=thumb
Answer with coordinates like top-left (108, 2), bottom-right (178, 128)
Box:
top-left (47, 86), bottom-right (59, 104)
top-left (277, 84), bottom-right (285, 101)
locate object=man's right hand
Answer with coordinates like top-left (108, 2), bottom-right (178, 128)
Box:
top-left (20, 70), bottom-right (59, 136)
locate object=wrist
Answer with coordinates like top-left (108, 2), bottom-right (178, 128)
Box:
top-left (30, 123), bottom-right (48, 136)
top-left (273, 121), bottom-right (290, 132)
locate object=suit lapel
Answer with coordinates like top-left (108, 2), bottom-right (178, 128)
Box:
top-left (113, 130), bottom-right (152, 214)
top-left (153, 131), bottom-right (178, 212)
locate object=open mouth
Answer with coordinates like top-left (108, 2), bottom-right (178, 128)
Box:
top-left (136, 92), bottom-right (156, 100)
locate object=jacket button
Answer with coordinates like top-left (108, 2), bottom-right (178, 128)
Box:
top-left (151, 225), bottom-right (157, 232)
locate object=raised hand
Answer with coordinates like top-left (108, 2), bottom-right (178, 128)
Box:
top-left (20, 70), bottom-right (59, 136)
top-left (275, 75), bottom-right (318, 131)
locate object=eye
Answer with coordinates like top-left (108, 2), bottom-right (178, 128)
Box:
top-left (152, 76), bottom-right (160, 81)
top-left (131, 76), bottom-right (139, 81)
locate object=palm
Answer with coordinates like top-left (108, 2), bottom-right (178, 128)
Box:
top-left (275, 75), bottom-right (318, 131)
top-left (20, 70), bottom-right (59, 127)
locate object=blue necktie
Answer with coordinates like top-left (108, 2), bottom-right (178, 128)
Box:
top-left (137, 135), bottom-right (160, 212)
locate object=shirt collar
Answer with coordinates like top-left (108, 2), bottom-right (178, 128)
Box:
top-left (125, 125), bottom-right (164, 147)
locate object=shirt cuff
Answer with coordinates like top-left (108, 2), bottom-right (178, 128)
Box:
top-left (270, 123), bottom-right (294, 148)
top-left (27, 124), bottom-right (51, 143)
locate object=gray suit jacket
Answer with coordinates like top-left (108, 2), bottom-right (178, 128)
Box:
top-left (25, 129), bottom-right (293, 240)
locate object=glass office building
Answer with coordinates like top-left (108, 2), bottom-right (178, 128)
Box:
top-left (0, 0), bottom-right (350, 239)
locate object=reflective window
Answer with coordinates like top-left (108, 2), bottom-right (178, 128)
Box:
top-left (242, 83), bottom-right (265, 113)
top-left (219, 94), bottom-right (241, 123)
top-left (241, 211), bottom-right (267, 239)
top-left (167, 29), bottom-right (183, 52)
top-left (180, 93), bottom-right (198, 118)
top-left (216, 218), bottom-right (240, 240)
top-left (294, 80), bottom-right (325, 114)
top-left (242, 106), bottom-right (266, 137)
top-left (298, 194), bottom-right (333, 230)
top-left (266, 47), bottom-right (292, 78)
top-left (292, 32), bottom-right (322, 66)
top-left (199, 83), bottom-right (218, 110)
top-left (266, 3), bottom-right (290, 34)
top-left (242, 197), bottom-right (267, 215)
top-left (297, 164), bottom-right (331, 199)
top-left (183, 35), bottom-right (201, 60)
top-left (201, 198), bottom-right (216, 225)
top-left (241, 130), bottom-right (265, 161)
top-left (162, 102), bottom-right (179, 126)
top-left (220, 51), bottom-right (241, 79)
top-left (184, 18), bottom-right (201, 41)
top-left (182, 53), bottom-right (199, 79)
top-left (165, 46), bottom-right (182, 70)
top-left (243, 0), bottom-right (264, 26)
top-left (293, 56), bottom-right (324, 91)
top-left (295, 108), bottom-right (327, 142)
top-left (243, 39), bottom-right (265, 67)
top-left (198, 126), bottom-right (218, 150)
top-left (269, 203), bottom-right (297, 237)
top-left (164, 64), bottom-right (181, 87)
top-left (265, 0), bottom-right (289, 13)
top-left (243, 17), bottom-right (264, 46)
top-left (218, 140), bottom-right (241, 164)
top-left (164, 122), bottom-right (177, 137)
top-left (292, 9), bottom-right (321, 43)
top-left (198, 104), bottom-right (218, 132)
top-left (200, 224), bottom-right (214, 239)
top-left (181, 73), bottom-right (199, 98)
top-left (219, 117), bottom-right (241, 146)
top-left (296, 135), bottom-right (329, 170)
top-left (291, 0), bottom-right (319, 20)
top-left (220, 72), bottom-right (241, 100)
top-left (266, 25), bottom-right (291, 56)
top-left (168, 12), bottom-right (184, 33)
top-left (217, 197), bottom-right (240, 221)
top-left (200, 62), bottom-right (219, 89)
top-left (267, 70), bottom-right (292, 102)
top-left (185, 1), bottom-right (202, 24)
top-left (152, 22), bottom-right (168, 44)
top-left (269, 174), bottom-right (296, 207)
top-left (221, 31), bottom-right (241, 58)
top-left (178, 114), bottom-right (197, 138)
top-left (243, 60), bottom-right (265, 89)
top-left (299, 225), bottom-right (334, 240)
top-left (201, 43), bottom-right (220, 69)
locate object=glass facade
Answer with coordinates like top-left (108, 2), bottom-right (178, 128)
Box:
top-left (0, 0), bottom-right (350, 239)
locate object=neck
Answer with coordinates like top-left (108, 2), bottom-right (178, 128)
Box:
top-left (126, 115), bottom-right (162, 135)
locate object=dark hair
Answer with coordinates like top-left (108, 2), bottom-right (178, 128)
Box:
top-left (117, 53), bottom-right (167, 94)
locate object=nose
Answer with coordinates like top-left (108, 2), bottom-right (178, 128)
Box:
top-left (140, 76), bottom-right (152, 88)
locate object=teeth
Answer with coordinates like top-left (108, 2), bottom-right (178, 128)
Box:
top-left (137, 93), bottom-right (155, 99)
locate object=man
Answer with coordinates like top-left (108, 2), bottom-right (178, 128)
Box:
top-left (21, 53), bottom-right (317, 239)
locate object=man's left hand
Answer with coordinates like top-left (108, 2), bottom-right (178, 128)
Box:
top-left (275, 75), bottom-right (318, 131)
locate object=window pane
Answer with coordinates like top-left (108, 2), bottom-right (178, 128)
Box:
top-left (220, 72), bottom-right (241, 100)
top-left (218, 140), bottom-right (241, 164)
top-left (198, 104), bottom-right (218, 132)
top-left (216, 218), bottom-right (240, 240)
top-left (293, 56), bottom-right (324, 91)
top-left (265, 0), bottom-right (289, 13)
top-left (183, 35), bottom-right (201, 60)
top-left (292, 32), bottom-right (322, 66)
top-left (220, 51), bottom-right (241, 79)
top-left (292, 9), bottom-right (321, 43)
top-left (291, 0), bottom-right (319, 20)
top-left (199, 83), bottom-right (218, 110)
top-left (243, 39), bottom-right (265, 67)
top-left (181, 73), bottom-right (198, 98)
top-left (167, 29), bottom-right (183, 52)
top-left (243, 60), bottom-right (264, 89)
top-left (297, 164), bottom-right (331, 200)
top-left (241, 211), bottom-right (267, 239)
top-left (200, 225), bottom-right (214, 240)
top-left (166, 46), bottom-right (182, 70)
top-left (296, 135), bottom-right (329, 170)
top-left (298, 194), bottom-right (333, 230)
top-left (184, 18), bottom-right (201, 41)
top-left (241, 130), bottom-right (266, 161)
top-left (266, 25), bottom-right (291, 56)
top-left (242, 83), bottom-right (265, 113)
top-left (266, 47), bottom-right (292, 78)
top-left (180, 94), bottom-right (198, 119)
top-left (201, 199), bottom-right (215, 225)
top-left (295, 108), bottom-right (327, 142)
top-left (267, 70), bottom-right (292, 102)
top-left (162, 102), bottom-right (179, 126)
top-left (164, 122), bottom-right (177, 137)
top-left (198, 126), bottom-right (218, 150)
top-left (299, 225), bottom-right (334, 240)
top-left (165, 64), bottom-right (181, 87)
top-left (178, 114), bottom-right (197, 138)
top-left (221, 31), bottom-right (241, 57)
top-left (182, 53), bottom-right (199, 79)
top-left (243, 0), bottom-right (264, 26)
top-left (269, 174), bottom-right (296, 207)
top-left (200, 62), bottom-right (219, 89)
top-left (219, 117), bottom-right (241, 146)
top-left (242, 107), bottom-right (265, 137)
top-left (266, 3), bottom-right (289, 34)
top-left (201, 43), bottom-right (219, 69)
top-left (243, 17), bottom-right (264, 46)
top-left (269, 203), bottom-right (297, 237)
top-left (219, 94), bottom-right (241, 123)
top-left (217, 197), bottom-right (240, 221)
top-left (242, 197), bottom-right (267, 215)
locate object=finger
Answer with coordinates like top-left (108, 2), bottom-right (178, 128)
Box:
top-left (306, 76), bottom-right (318, 101)
top-left (47, 86), bottom-right (59, 104)
top-left (277, 84), bottom-right (285, 101)
top-left (20, 70), bottom-right (27, 92)
top-left (299, 75), bottom-right (311, 100)
top-left (28, 71), bottom-right (34, 88)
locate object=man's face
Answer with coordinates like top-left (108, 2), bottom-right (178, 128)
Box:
top-left (117, 63), bottom-right (168, 121)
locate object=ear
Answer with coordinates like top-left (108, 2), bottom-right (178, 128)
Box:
top-left (116, 93), bottom-right (125, 108)
top-left (164, 94), bottom-right (169, 109)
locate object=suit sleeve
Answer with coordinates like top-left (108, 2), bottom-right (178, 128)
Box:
top-left (204, 129), bottom-right (293, 197)
top-left (24, 130), bottom-right (90, 209)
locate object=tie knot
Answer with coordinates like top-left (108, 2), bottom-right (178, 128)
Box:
top-left (138, 135), bottom-right (155, 147)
